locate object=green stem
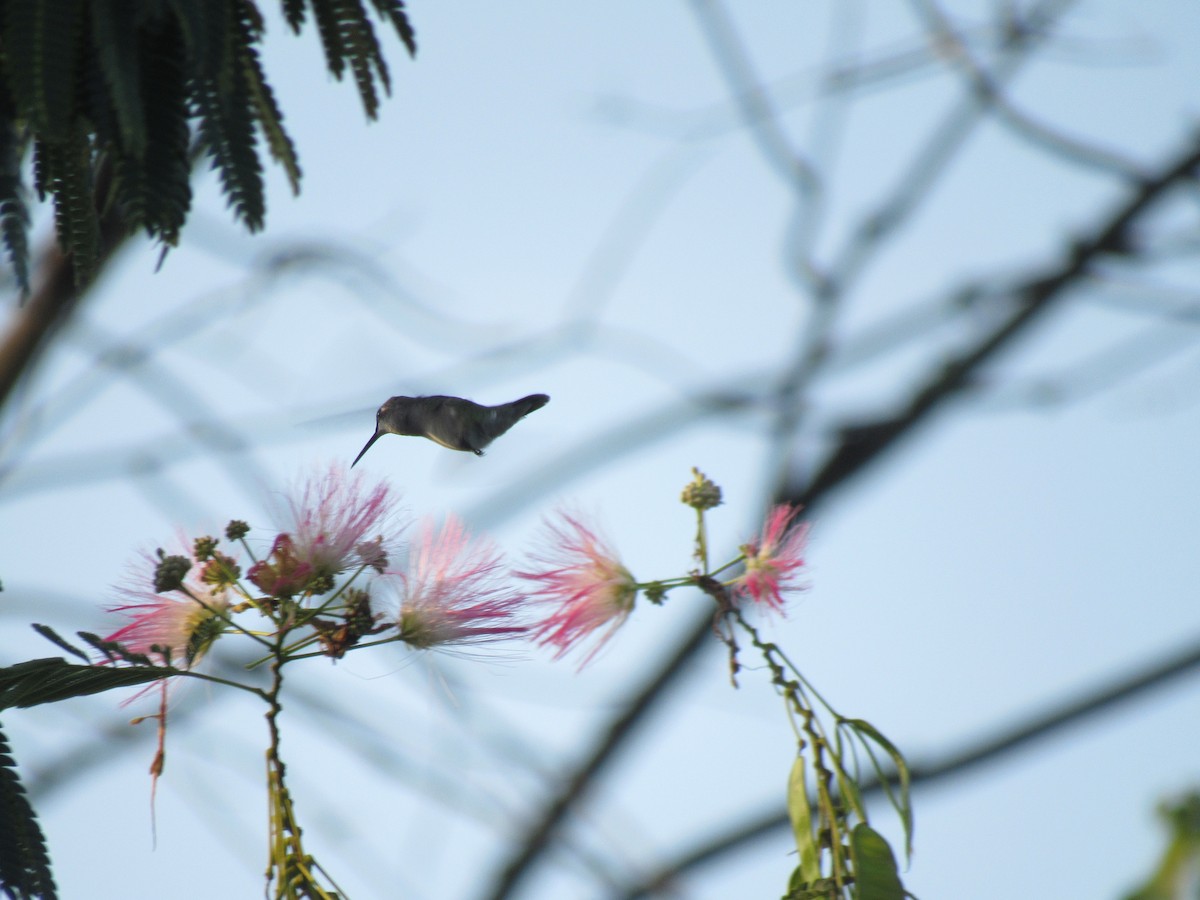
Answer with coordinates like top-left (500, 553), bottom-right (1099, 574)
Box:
top-left (176, 668), bottom-right (266, 698)
top-left (694, 507), bottom-right (709, 572)
top-left (177, 583), bottom-right (274, 651)
top-left (287, 632), bottom-right (404, 661)
top-left (263, 641), bottom-right (340, 899)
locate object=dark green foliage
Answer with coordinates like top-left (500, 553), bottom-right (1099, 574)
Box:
top-left (0, 0), bottom-right (417, 294)
top-left (0, 657), bottom-right (178, 711)
top-left (0, 89), bottom-right (29, 291)
top-left (190, 0), bottom-right (266, 231)
top-left (0, 722), bottom-right (57, 900)
top-left (367, 0), bottom-right (417, 57)
top-left (110, 16), bottom-right (193, 247)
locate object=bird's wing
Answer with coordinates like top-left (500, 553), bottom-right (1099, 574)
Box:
top-left (422, 398), bottom-right (479, 452)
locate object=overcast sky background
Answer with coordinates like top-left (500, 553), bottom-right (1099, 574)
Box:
top-left (3, 2), bottom-right (1200, 898)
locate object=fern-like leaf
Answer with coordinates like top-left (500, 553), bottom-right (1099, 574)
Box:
top-left (110, 17), bottom-right (193, 244)
top-left (338, 0), bottom-right (390, 120)
top-left (310, 0), bottom-right (391, 120)
top-left (1, 0), bottom-right (84, 142)
top-left (45, 130), bottom-right (99, 286)
top-left (0, 723), bottom-right (58, 900)
top-left (0, 658), bottom-right (176, 711)
top-left (366, 0), bottom-right (417, 57)
top-left (310, 0), bottom-right (349, 81)
top-left (166, 0), bottom-right (225, 87)
top-left (0, 93), bottom-right (31, 295)
top-left (239, 2), bottom-right (302, 194)
top-left (86, 0), bottom-right (146, 155)
top-left (30, 140), bottom-right (53, 204)
top-left (190, 0), bottom-right (266, 231)
top-left (29, 626), bottom-right (90, 663)
top-left (281, 0), bottom-right (307, 33)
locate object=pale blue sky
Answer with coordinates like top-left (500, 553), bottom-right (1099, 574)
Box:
top-left (3, 2), bottom-right (1200, 898)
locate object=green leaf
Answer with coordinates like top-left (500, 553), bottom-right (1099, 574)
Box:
top-left (787, 756), bottom-right (821, 885)
top-left (367, 0), bottom-right (417, 57)
top-left (88, 0), bottom-right (147, 154)
top-left (845, 718), bottom-right (913, 860)
top-left (190, 0), bottom-right (265, 232)
top-left (831, 725), bottom-right (868, 824)
top-left (1, 0), bottom-right (84, 141)
top-left (112, 17), bottom-right (192, 243)
top-left (311, 0), bottom-right (349, 80)
top-left (0, 722), bottom-right (58, 900)
top-left (29, 625), bottom-right (89, 663)
top-left (0, 99), bottom-right (30, 294)
top-left (238, 0), bottom-right (302, 194)
top-left (282, 0), bottom-right (307, 33)
top-left (849, 823), bottom-right (905, 900)
top-left (45, 129), bottom-right (100, 286)
top-left (312, 0), bottom-right (392, 120)
top-left (339, 0), bottom-right (390, 120)
top-left (0, 658), bottom-right (178, 711)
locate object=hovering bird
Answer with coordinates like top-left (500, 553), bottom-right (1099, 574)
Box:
top-left (351, 393), bottom-right (550, 466)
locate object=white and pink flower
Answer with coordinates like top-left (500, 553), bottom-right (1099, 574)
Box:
top-left (391, 515), bottom-right (525, 648)
top-left (276, 463), bottom-right (399, 579)
top-left (730, 505), bottom-right (809, 612)
top-left (104, 551), bottom-right (231, 668)
top-left (518, 512), bottom-right (637, 665)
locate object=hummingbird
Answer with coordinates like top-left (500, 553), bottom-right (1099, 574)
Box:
top-left (351, 393), bottom-right (550, 466)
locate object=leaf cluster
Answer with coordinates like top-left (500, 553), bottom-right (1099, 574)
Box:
top-left (0, 0), bottom-right (416, 293)
top-left (0, 632), bottom-right (184, 900)
top-left (0, 723), bottom-right (56, 900)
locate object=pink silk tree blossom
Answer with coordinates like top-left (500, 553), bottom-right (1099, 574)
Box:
top-left (731, 504), bottom-right (809, 612)
top-left (276, 463), bottom-right (399, 578)
top-left (104, 552), bottom-right (232, 668)
top-left (390, 515), bottom-right (525, 648)
top-left (518, 512), bottom-right (637, 665)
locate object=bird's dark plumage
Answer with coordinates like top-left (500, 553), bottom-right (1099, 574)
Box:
top-left (352, 393), bottom-right (550, 466)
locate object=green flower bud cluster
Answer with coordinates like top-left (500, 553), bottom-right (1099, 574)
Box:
top-left (680, 467), bottom-right (722, 511)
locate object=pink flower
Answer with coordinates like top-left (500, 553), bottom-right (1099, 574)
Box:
top-left (276, 463), bottom-right (399, 578)
top-left (105, 551), bottom-right (231, 668)
top-left (731, 505), bottom-right (809, 612)
top-left (391, 516), bottom-right (524, 648)
top-left (518, 512), bottom-right (637, 665)
top-left (247, 534), bottom-right (315, 598)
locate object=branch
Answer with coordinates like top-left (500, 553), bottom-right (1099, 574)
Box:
top-left (481, 608), bottom-right (717, 900)
top-left (0, 160), bottom-right (128, 415)
top-left (786, 131), bottom-right (1200, 507)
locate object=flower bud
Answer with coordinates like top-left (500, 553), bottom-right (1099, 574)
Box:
top-left (681, 467), bottom-right (722, 511)
top-left (193, 536), bottom-right (219, 562)
top-left (153, 552), bottom-right (192, 593)
top-left (225, 520), bottom-right (250, 541)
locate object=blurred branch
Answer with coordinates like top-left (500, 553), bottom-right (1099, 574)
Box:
top-left (0, 161), bottom-right (128, 415)
top-left (616, 628), bottom-right (1200, 898)
top-left (827, 0), bottom-right (1076, 295)
top-left (789, 131), bottom-right (1200, 505)
top-left (687, 0), bottom-right (820, 199)
top-left (912, 0), bottom-right (1146, 178)
top-left (977, 320), bottom-right (1200, 411)
top-left (482, 130), bottom-right (1200, 900)
top-left (482, 607), bottom-right (719, 900)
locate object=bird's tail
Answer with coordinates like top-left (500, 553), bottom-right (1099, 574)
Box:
top-left (506, 394), bottom-right (550, 419)
top-left (466, 394), bottom-right (550, 454)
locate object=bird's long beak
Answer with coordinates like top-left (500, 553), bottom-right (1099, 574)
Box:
top-left (351, 429), bottom-right (382, 467)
